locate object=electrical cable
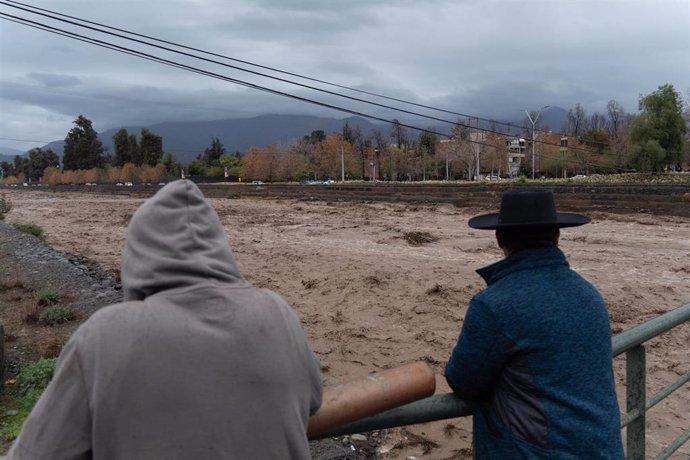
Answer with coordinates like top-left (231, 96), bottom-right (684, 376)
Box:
top-left (1, 8), bottom-right (672, 172)
top-left (0, 10), bottom-right (628, 164)
top-left (2, 0), bottom-right (546, 136)
top-left (5, 0), bottom-right (627, 154)
top-left (0, 13), bottom-right (463, 142)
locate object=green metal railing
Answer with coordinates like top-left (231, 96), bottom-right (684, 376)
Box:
top-left (313, 302), bottom-right (690, 460)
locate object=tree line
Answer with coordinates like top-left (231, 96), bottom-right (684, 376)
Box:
top-left (0, 83), bottom-right (687, 185)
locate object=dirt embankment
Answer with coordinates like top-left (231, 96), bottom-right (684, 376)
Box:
top-left (1, 189), bottom-right (689, 459)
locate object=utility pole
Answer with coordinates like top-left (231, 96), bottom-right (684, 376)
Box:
top-left (474, 118), bottom-right (480, 181)
top-left (341, 144), bottom-right (345, 182)
top-left (524, 106), bottom-right (550, 179)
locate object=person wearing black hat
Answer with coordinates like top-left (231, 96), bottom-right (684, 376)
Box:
top-left (445, 190), bottom-right (624, 459)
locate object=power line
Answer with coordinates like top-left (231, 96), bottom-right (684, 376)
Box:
top-left (0, 9), bottom-right (621, 162)
top-left (0, 2), bottom-right (634, 157)
top-left (0, 8), bottom-right (666, 171)
top-left (0, 137), bottom-right (55, 144)
top-left (10, 0), bottom-right (621, 153)
top-left (0, 13), bottom-right (452, 141)
top-left (8, 0), bottom-right (589, 150)
top-left (1, 2), bottom-right (477, 132)
top-left (2, 0), bottom-right (543, 136)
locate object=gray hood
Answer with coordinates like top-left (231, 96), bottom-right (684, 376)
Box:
top-left (122, 180), bottom-right (242, 301)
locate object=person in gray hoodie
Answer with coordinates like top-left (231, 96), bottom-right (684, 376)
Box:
top-left (9, 180), bottom-right (323, 459)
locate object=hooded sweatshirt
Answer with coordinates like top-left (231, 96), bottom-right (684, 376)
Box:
top-left (9, 180), bottom-right (322, 460)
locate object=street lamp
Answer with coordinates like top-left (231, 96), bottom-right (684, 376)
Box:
top-left (524, 105), bottom-right (550, 179)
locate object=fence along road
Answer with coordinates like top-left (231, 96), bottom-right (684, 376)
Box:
top-left (311, 302), bottom-right (690, 460)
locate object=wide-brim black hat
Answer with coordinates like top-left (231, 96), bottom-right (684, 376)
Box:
top-left (468, 190), bottom-right (590, 230)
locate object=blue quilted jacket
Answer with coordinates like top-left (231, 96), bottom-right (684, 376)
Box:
top-left (445, 246), bottom-right (624, 459)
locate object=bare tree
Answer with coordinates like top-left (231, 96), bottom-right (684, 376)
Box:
top-left (590, 112), bottom-right (606, 132)
top-left (606, 100), bottom-right (625, 139)
top-left (390, 119), bottom-right (408, 149)
top-left (567, 104), bottom-right (588, 138)
top-left (451, 120), bottom-right (477, 180)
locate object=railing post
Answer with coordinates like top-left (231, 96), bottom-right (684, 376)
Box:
top-left (626, 345), bottom-right (646, 460)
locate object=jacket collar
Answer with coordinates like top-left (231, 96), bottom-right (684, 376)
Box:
top-left (476, 246), bottom-right (569, 286)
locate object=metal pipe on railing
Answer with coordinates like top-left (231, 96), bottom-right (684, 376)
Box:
top-left (310, 393), bottom-right (476, 440)
top-left (620, 372), bottom-right (690, 427)
top-left (626, 345), bottom-right (647, 460)
top-left (310, 302), bottom-right (690, 441)
top-left (655, 429), bottom-right (690, 460)
top-left (612, 302), bottom-right (690, 356)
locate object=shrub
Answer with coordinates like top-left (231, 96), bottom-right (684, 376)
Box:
top-left (16, 358), bottom-right (57, 409)
top-left (36, 287), bottom-right (60, 306)
top-left (0, 359), bottom-right (58, 443)
top-left (0, 408), bottom-right (30, 442)
top-left (13, 223), bottom-right (45, 241)
top-left (39, 304), bottom-right (75, 326)
top-left (0, 193), bottom-right (11, 219)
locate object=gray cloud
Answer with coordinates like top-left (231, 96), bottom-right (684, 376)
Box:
top-left (0, 0), bottom-right (688, 151)
top-left (27, 72), bottom-right (81, 87)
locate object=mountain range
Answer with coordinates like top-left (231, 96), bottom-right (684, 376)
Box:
top-left (2, 108), bottom-right (569, 164)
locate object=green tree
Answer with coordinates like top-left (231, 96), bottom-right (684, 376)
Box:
top-left (418, 130), bottom-right (438, 156)
top-left (0, 161), bottom-right (11, 178)
top-left (627, 140), bottom-right (666, 172)
top-left (62, 115), bottom-right (105, 170)
top-left (202, 137), bottom-right (225, 167)
top-left (186, 159), bottom-right (204, 176)
top-left (305, 130), bottom-right (326, 144)
top-left (112, 128), bottom-right (135, 166)
top-left (162, 152), bottom-right (181, 178)
top-left (25, 148), bottom-right (60, 181)
top-left (13, 155), bottom-right (28, 178)
top-left (139, 129), bottom-right (163, 166)
top-left (580, 128), bottom-right (609, 155)
top-left (128, 133), bottom-right (141, 165)
top-left (219, 153), bottom-right (242, 179)
top-left (630, 84), bottom-right (687, 170)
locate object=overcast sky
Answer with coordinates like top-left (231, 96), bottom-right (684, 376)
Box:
top-left (1, 0), bottom-right (688, 151)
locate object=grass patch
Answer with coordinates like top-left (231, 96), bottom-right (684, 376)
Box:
top-left (0, 404), bottom-right (30, 444)
top-left (16, 358), bottom-right (57, 408)
top-left (38, 304), bottom-right (75, 326)
top-left (0, 358), bottom-right (57, 445)
top-left (12, 223), bottom-right (45, 242)
top-left (35, 288), bottom-right (60, 306)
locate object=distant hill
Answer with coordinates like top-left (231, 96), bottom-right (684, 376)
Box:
top-left (0, 147), bottom-right (26, 163)
top-left (34, 109), bottom-right (570, 165)
top-left (540, 107), bottom-right (569, 133)
top-left (42, 114), bottom-right (381, 164)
